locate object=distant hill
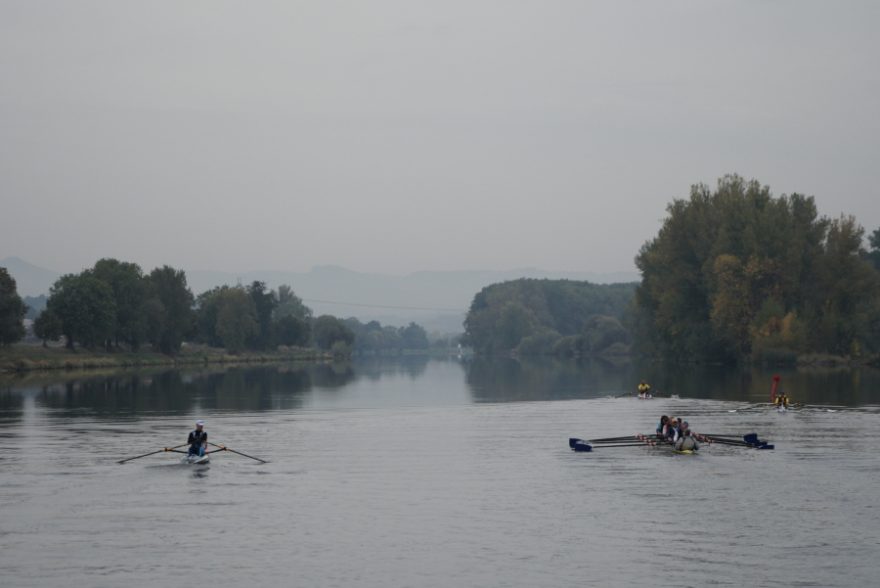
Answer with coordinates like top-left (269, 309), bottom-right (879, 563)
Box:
top-left (0, 257), bottom-right (61, 297)
top-left (1, 257), bottom-right (639, 333)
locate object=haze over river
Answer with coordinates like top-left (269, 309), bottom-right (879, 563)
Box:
top-left (2, 358), bottom-right (879, 587)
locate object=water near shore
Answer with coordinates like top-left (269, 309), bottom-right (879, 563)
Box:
top-left (2, 358), bottom-right (879, 587)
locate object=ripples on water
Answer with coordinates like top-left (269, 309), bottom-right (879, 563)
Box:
top-left (1, 359), bottom-right (879, 587)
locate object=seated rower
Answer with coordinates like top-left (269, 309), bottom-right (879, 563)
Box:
top-left (188, 420), bottom-right (208, 457)
top-left (637, 380), bottom-right (652, 398)
top-left (656, 415), bottom-right (669, 438)
top-left (665, 417), bottom-right (680, 443)
top-left (774, 392), bottom-right (790, 408)
top-left (675, 429), bottom-right (699, 452)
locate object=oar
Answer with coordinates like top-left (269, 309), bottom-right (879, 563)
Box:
top-left (208, 442), bottom-right (267, 463)
top-left (118, 443), bottom-right (189, 464)
top-left (701, 436), bottom-right (774, 450)
top-left (589, 435), bottom-right (643, 443)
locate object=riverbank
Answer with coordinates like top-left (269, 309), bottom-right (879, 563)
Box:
top-left (0, 343), bottom-right (332, 374)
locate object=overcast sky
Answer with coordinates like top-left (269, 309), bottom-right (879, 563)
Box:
top-left (1, 1), bottom-right (878, 275)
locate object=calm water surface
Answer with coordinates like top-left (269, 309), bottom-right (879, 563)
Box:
top-left (1, 358), bottom-right (879, 587)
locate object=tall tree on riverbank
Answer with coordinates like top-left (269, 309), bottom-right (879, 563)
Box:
top-left (0, 268), bottom-right (27, 346)
top-left (247, 281), bottom-right (277, 350)
top-left (216, 287), bottom-right (259, 354)
top-left (145, 266), bottom-right (194, 355)
top-left (90, 258), bottom-right (148, 350)
top-left (45, 274), bottom-right (116, 349)
top-left (635, 175), bottom-right (880, 362)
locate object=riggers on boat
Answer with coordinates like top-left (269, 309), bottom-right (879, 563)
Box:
top-left (118, 442), bottom-right (267, 464)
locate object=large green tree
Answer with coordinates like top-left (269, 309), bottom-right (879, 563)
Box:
top-left (275, 285), bottom-right (312, 321)
top-left (46, 274), bottom-right (116, 349)
top-left (215, 287), bottom-right (259, 353)
top-left (33, 309), bottom-right (63, 347)
top-left (145, 266), bottom-right (194, 355)
top-left (247, 281), bottom-right (277, 350)
top-left (635, 175), bottom-right (880, 362)
top-left (312, 315), bottom-right (355, 350)
top-left (90, 258), bottom-right (148, 350)
top-left (0, 268), bottom-right (27, 346)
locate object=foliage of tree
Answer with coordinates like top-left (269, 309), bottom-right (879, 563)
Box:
top-left (274, 315), bottom-right (311, 347)
top-left (247, 281), bottom-right (277, 350)
top-left (463, 279), bottom-right (636, 355)
top-left (215, 287), bottom-right (259, 354)
top-left (90, 258), bottom-right (148, 350)
top-left (0, 268), bottom-right (27, 346)
top-left (867, 228), bottom-right (880, 270)
top-left (399, 322), bottom-right (429, 350)
top-left (45, 274), bottom-right (116, 349)
top-left (312, 315), bottom-right (355, 351)
top-left (145, 266), bottom-right (194, 355)
top-left (343, 318), bottom-right (430, 353)
top-left (635, 175), bottom-right (880, 362)
top-left (194, 286), bottom-right (227, 348)
top-left (275, 285), bottom-right (312, 321)
top-left (33, 308), bottom-right (62, 346)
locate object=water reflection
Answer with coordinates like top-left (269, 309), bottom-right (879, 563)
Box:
top-left (0, 358), bottom-right (877, 425)
top-left (0, 363), bottom-right (357, 420)
top-left (465, 357), bottom-right (629, 402)
top-left (464, 357), bottom-right (880, 405)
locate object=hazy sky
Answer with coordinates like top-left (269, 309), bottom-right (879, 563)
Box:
top-left (1, 1), bottom-right (878, 275)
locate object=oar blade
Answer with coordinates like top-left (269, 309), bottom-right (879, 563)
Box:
top-left (569, 438), bottom-right (592, 452)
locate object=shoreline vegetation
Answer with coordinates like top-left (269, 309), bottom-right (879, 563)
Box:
top-left (0, 343), bottom-right (332, 374)
top-left (3, 175), bottom-right (878, 371)
top-left (462, 175), bottom-right (880, 365)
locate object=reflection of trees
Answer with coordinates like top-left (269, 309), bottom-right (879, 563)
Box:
top-left (27, 363), bottom-right (354, 419)
top-left (0, 386), bottom-right (24, 422)
top-left (466, 357), bottom-right (634, 402)
top-left (352, 356), bottom-right (430, 382)
top-left (465, 358), bottom-right (880, 404)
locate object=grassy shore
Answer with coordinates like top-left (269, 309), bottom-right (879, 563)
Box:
top-left (0, 343), bottom-right (331, 374)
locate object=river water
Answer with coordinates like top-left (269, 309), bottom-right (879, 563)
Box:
top-left (1, 358), bottom-right (879, 587)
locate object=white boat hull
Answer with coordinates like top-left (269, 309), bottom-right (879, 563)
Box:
top-left (183, 454), bottom-right (210, 465)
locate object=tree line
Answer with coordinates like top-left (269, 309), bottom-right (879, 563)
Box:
top-left (463, 279), bottom-right (636, 357)
top-left (0, 258), bottom-right (433, 356)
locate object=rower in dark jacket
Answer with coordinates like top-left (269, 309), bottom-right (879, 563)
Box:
top-left (656, 415), bottom-right (669, 438)
top-left (188, 420), bottom-right (207, 457)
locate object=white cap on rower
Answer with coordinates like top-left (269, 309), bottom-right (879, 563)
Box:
top-left (195, 420), bottom-right (205, 426)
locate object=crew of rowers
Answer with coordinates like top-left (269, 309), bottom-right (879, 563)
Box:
top-left (655, 415), bottom-right (699, 451)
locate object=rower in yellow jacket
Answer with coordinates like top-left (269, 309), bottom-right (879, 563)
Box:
top-left (637, 381), bottom-right (652, 398)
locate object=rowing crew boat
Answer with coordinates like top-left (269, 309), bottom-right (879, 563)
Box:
top-left (569, 433), bottom-right (774, 453)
